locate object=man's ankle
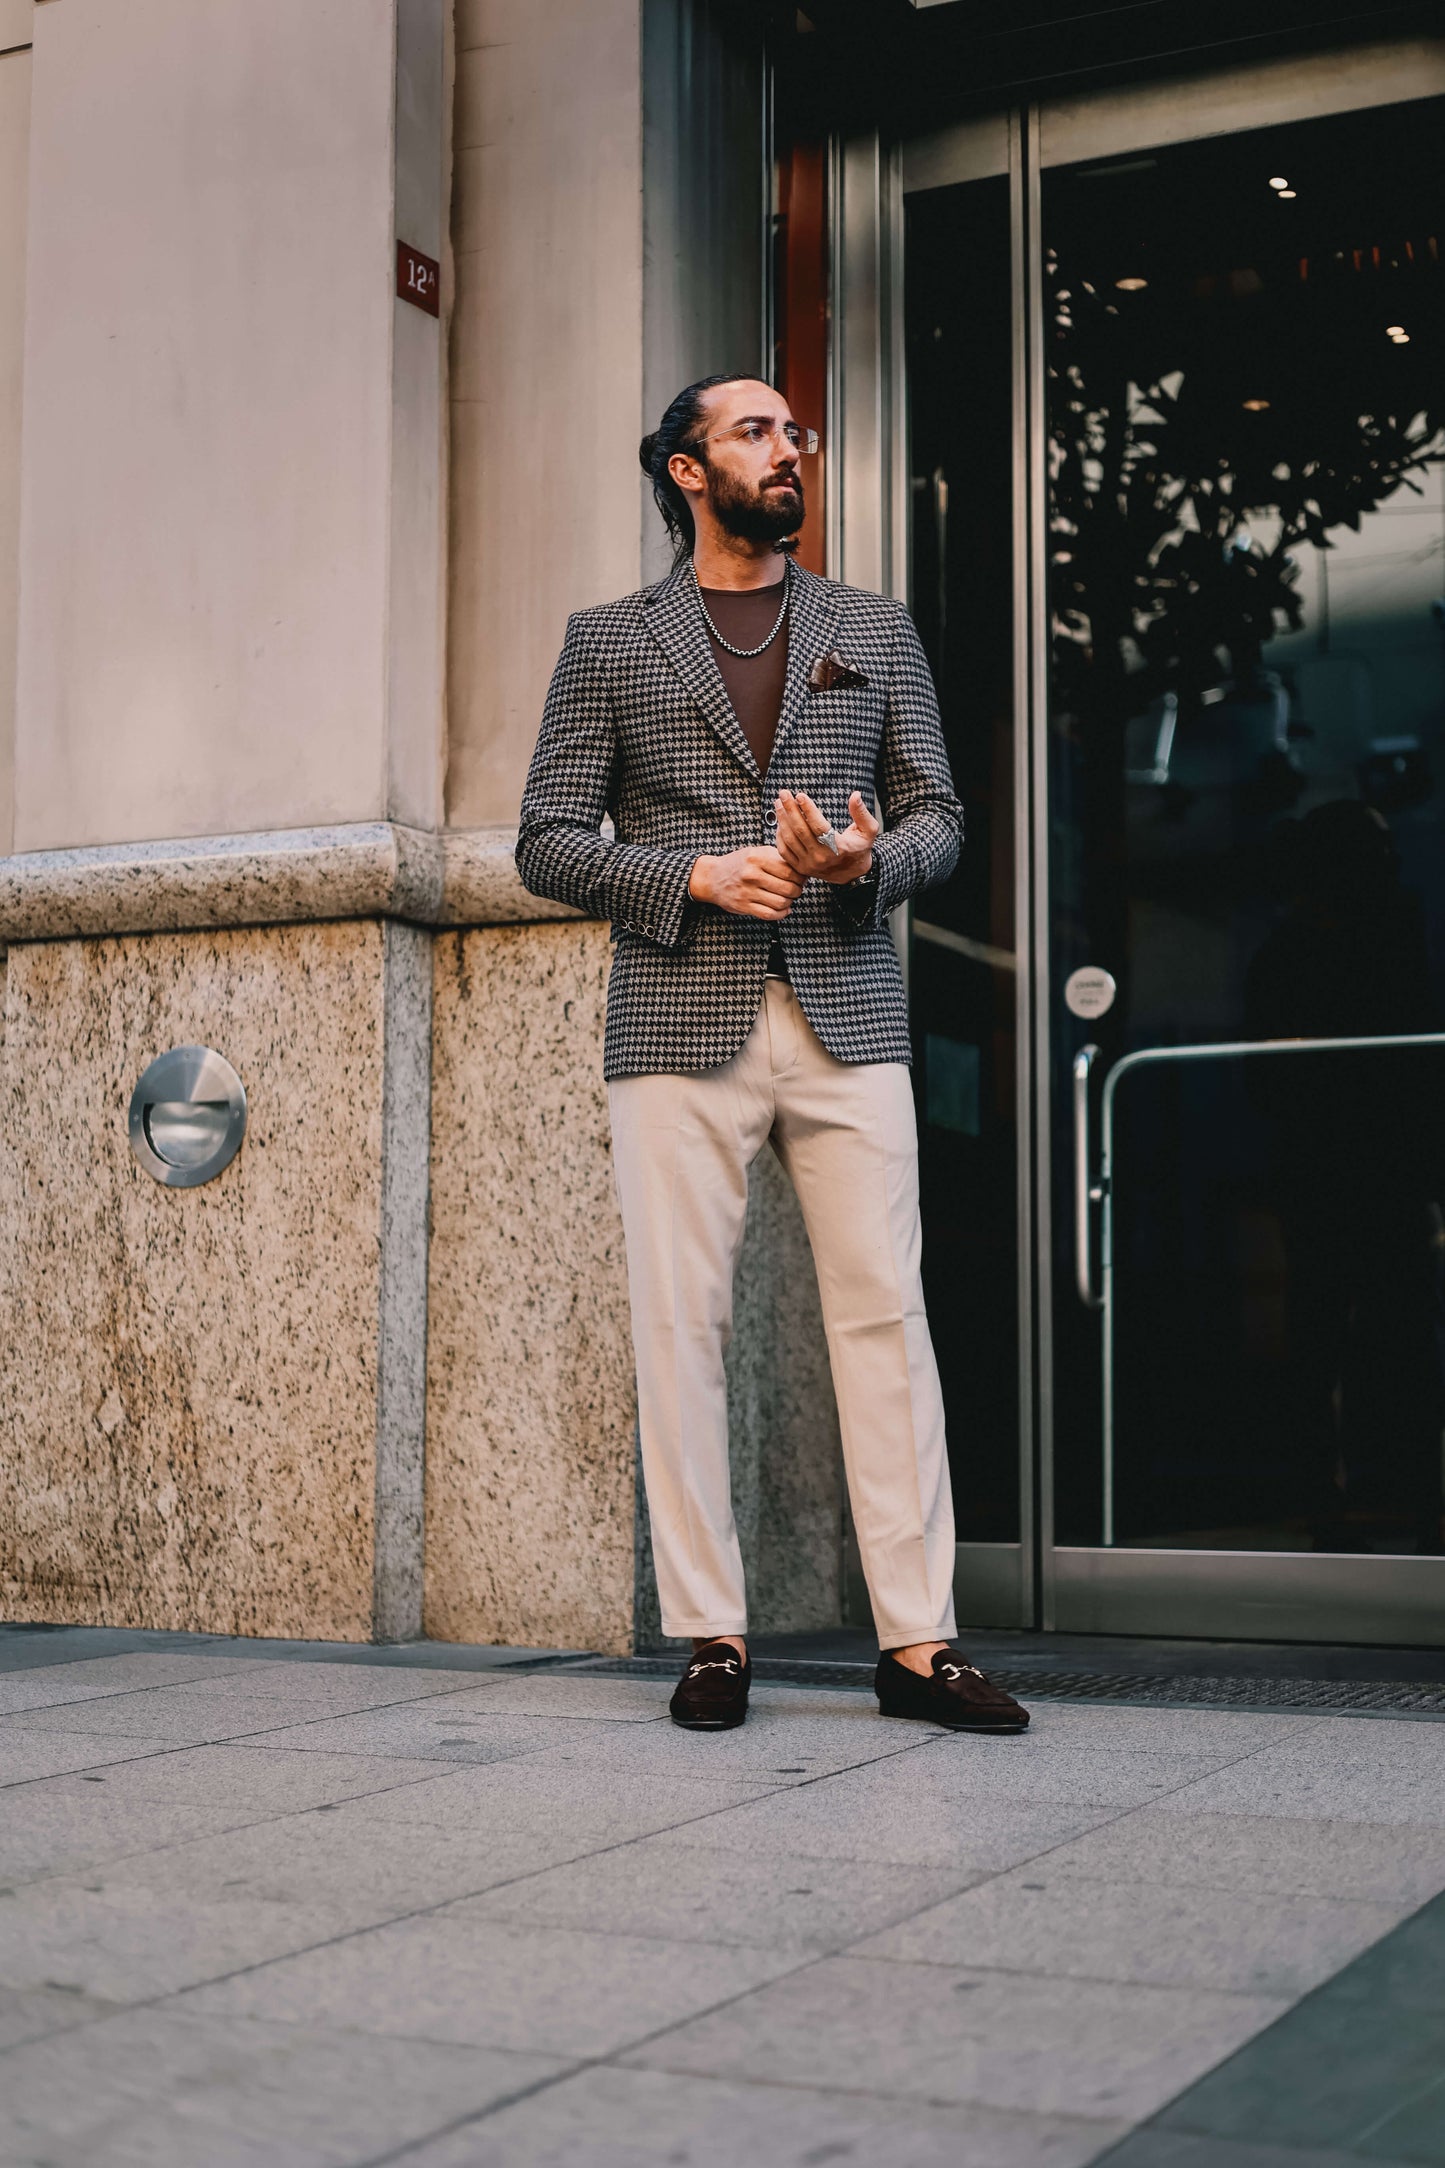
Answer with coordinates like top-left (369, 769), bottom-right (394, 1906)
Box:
top-left (887, 1639), bottom-right (950, 1678)
top-left (693, 1633), bottom-right (747, 1660)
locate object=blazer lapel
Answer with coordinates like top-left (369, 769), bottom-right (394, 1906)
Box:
top-left (642, 564), bottom-right (760, 781)
top-left (770, 564), bottom-right (842, 766)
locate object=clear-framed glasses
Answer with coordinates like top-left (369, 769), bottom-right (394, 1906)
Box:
top-left (707, 419), bottom-right (819, 455)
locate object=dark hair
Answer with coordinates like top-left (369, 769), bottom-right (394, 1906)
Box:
top-left (639, 372), bottom-right (768, 565)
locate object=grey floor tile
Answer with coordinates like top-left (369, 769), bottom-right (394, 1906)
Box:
top-left (0, 1979), bottom-right (126, 2051)
top-left (4, 1680), bottom-right (496, 1752)
top-left (0, 2004), bottom-right (567, 2168)
top-left (1041, 1809), bottom-right (1445, 1908)
top-left (0, 1723), bottom-right (177, 1787)
top-left (390, 2064), bottom-right (1132, 2168)
top-left (0, 1784), bottom-right (267, 1887)
top-left (514, 1705), bottom-right (927, 1783)
top-left (851, 1869), bottom-right (1401, 1995)
top-left (456, 1837), bottom-right (979, 1953)
top-left (162, 1659), bottom-right (483, 1707)
top-left (644, 1757), bottom-right (1119, 1869)
top-left (1155, 1721), bottom-right (1445, 1827)
top-left (246, 1704), bottom-right (616, 1765)
top-left (406, 1674), bottom-right (673, 1723)
top-left (51, 1794), bottom-right (636, 1921)
top-left (182, 1913), bottom-right (805, 2056)
top-left (342, 1753), bottom-right (785, 1840)
top-left (0, 1654), bottom-right (255, 1717)
top-left (40, 1742), bottom-right (453, 1812)
top-left (1010, 1706), bottom-right (1319, 1756)
top-left (0, 1872), bottom-right (355, 2003)
top-left (627, 1953), bottom-right (1290, 2122)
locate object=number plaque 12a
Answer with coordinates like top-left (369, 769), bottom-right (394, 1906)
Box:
top-left (397, 240), bottom-right (440, 318)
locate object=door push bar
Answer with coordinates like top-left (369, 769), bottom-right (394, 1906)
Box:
top-left (1073, 1029), bottom-right (1445, 1547)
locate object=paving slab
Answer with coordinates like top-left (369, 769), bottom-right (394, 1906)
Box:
top-left (2, 1681), bottom-right (500, 1752)
top-left (15, 1743), bottom-right (452, 1813)
top-left (0, 1723), bottom-right (180, 1787)
top-left (1041, 1808), bottom-right (1445, 1907)
top-left (338, 1753), bottom-right (785, 1839)
top-left (0, 1979), bottom-right (126, 2052)
top-left (243, 1703), bottom-right (622, 1765)
top-left (0, 1654), bottom-right (256, 1716)
top-left (396, 1674), bottom-right (673, 1722)
top-left (0, 2004), bottom-right (568, 2168)
top-left (852, 1868), bottom-right (1402, 1995)
top-left (513, 1704), bottom-right (932, 1783)
top-left (182, 1913), bottom-right (806, 2057)
top-left (455, 1837), bottom-right (979, 1954)
top-left (50, 1795), bottom-right (661, 1922)
top-left (998, 1705), bottom-right (1319, 1755)
top-left (0, 1784), bottom-right (274, 1888)
top-left (387, 2063), bottom-right (1131, 2168)
top-left (642, 1757), bottom-right (1123, 1869)
top-left (626, 1953), bottom-right (1290, 2122)
top-left (0, 1872), bottom-right (361, 2004)
top-left (1154, 1718), bottom-right (1445, 1826)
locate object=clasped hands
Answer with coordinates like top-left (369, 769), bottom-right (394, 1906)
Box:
top-left (687, 790), bottom-right (879, 921)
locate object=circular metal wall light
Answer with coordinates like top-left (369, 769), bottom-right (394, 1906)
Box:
top-left (128, 1046), bottom-right (247, 1189)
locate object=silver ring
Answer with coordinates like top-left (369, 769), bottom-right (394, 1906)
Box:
top-left (815, 826), bottom-right (840, 855)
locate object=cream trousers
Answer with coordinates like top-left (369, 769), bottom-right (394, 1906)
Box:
top-left (608, 979), bottom-right (957, 1648)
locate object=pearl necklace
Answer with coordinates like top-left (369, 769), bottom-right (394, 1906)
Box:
top-left (693, 560), bottom-right (791, 658)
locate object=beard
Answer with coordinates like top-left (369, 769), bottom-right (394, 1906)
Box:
top-left (705, 461), bottom-right (805, 546)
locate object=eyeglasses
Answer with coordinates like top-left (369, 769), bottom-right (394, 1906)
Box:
top-left (706, 419), bottom-right (819, 455)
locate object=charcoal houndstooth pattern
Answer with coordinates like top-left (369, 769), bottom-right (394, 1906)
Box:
top-left (515, 560), bottom-right (963, 1080)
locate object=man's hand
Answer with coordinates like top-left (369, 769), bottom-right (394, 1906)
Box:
top-left (774, 789), bottom-right (879, 886)
top-left (689, 846), bottom-right (804, 921)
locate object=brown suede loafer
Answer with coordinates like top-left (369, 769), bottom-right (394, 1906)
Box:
top-left (875, 1648), bottom-right (1029, 1733)
top-left (670, 1641), bottom-right (751, 1730)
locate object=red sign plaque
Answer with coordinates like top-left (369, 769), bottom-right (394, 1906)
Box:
top-left (396, 240), bottom-right (440, 318)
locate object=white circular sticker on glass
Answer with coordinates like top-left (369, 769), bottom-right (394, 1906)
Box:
top-left (1064, 967), bottom-right (1117, 1021)
top-left (128, 1046), bottom-right (247, 1189)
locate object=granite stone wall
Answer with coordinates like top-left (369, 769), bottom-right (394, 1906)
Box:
top-left (0, 922), bottom-right (403, 1639)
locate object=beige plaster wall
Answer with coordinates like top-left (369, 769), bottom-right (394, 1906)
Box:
top-left (13, 0), bottom-right (399, 851)
top-left (425, 919), bottom-right (637, 1652)
top-left (0, 923), bottom-right (391, 1639)
top-left (0, 40), bottom-right (28, 860)
top-left (447, 0), bottom-right (645, 828)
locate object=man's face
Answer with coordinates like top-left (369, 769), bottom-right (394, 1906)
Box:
top-left (694, 382), bottom-right (806, 544)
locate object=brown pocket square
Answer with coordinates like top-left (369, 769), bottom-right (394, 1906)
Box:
top-left (808, 650), bottom-right (870, 692)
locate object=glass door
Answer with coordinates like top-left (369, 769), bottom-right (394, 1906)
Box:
top-left (899, 39), bottom-right (1445, 1642)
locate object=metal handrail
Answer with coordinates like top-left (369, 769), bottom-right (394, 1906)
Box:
top-left (1082, 1029), bottom-right (1445, 1547)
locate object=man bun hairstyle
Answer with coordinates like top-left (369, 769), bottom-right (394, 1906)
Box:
top-left (639, 371), bottom-right (766, 566)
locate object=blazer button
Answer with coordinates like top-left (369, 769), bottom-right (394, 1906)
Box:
top-left (763, 805), bottom-right (777, 828)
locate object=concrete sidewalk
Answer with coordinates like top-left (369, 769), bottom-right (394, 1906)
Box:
top-left (1, 1638), bottom-right (1443, 2166)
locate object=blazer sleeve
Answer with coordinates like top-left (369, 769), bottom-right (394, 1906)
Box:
top-left (830, 601), bottom-right (964, 931)
top-left (515, 611), bottom-right (698, 950)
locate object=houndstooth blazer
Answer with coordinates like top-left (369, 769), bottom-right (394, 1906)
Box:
top-left (515, 559), bottom-right (963, 1080)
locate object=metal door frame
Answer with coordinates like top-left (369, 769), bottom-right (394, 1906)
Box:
top-left (832, 33), bottom-right (1445, 1643)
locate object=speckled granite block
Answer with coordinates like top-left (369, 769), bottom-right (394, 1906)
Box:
top-left (425, 922), bottom-right (637, 1654)
top-left (0, 925), bottom-right (395, 1640)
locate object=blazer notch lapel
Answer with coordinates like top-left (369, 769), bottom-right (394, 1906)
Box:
top-left (642, 567), bottom-right (760, 780)
top-left (772, 567), bottom-right (843, 764)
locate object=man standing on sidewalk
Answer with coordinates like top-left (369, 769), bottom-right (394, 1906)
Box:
top-left (516, 373), bottom-right (1027, 1738)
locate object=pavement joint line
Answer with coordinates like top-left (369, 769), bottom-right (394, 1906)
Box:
top-left (0, 1726), bottom-right (957, 2067)
top-left (0, 1676), bottom-right (1425, 2156)
top-left (0, 1666), bottom-right (624, 1791)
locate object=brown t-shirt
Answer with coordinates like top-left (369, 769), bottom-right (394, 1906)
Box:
top-left (698, 576), bottom-right (789, 774)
